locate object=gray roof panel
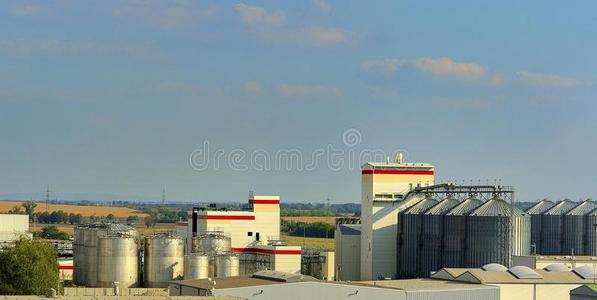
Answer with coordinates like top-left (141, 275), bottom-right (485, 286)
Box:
top-left (544, 200), bottom-right (578, 215)
top-left (469, 197), bottom-right (526, 217)
top-left (425, 197), bottom-right (461, 215)
top-left (403, 197), bottom-right (439, 214)
top-left (446, 198), bottom-right (484, 216)
top-left (525, 199), bottom-right (556, 214)
top-left (567, 200), bottom-right (597, 216)
top-left (338, 224), bottom-right (361, 235)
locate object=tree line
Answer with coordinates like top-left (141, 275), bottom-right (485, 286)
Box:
top-left (281, 219), bottom-right (335, 238)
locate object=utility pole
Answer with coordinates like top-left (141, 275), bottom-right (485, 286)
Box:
top-left (162, 186), bottom-right (166, 205)
top-left (46, 185), bottom-right (50, 212)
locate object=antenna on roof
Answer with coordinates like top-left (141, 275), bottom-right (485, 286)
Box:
top-left (395, 152), bottom-right (403, 164)
top-left (45, 185), bottom-right (50, 212)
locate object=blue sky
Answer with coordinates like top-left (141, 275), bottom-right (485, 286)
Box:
top-left (1, 0), bottom-right (596, 203)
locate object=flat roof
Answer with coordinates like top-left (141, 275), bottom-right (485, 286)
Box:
top-left (440, 268), bottom-right (594, 284)
top-left (172, 276), bottom-right (284, 290)
top-left (351, 279), bottom-right (494, 291)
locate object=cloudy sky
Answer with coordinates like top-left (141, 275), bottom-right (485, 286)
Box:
top-left (1, 0), bottom-right (596, 203)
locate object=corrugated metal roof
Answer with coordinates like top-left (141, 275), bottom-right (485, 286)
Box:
top-left (525, 199), bottom-right (556, 214)
top-left (402, 197), bottom-right (439, 214)
top-left (469, 197), bottom-right (526, 217)
top-left (446, 198), bottom-right (483, 216)
top-left (544, 199), bottom-right (578, 215)
top-left (424, 197), bottom-right (460, 215)
top-left (338, 224), bottom-right (361, 235)
top-left (567, 200), bottom-right (597, 216)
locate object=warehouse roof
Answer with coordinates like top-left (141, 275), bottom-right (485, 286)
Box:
top-left (442, 268), bottom-right (594, 284)
top-left (353, 279), bottom-right (495, 291)
top-left (170, 272), bottom-right (318, 290)
top-left (338, 224), bottom-right (361, 235)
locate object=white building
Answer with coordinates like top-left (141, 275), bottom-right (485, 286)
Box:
top-left (0, 214), bottom-right (29, 243)
top-left (360, 158), bottom-right (435, 280)
top-left (176, 194), bottom-right (301, 274)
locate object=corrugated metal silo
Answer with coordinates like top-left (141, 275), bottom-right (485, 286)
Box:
top-left (442, 197), bottom-right (483, 268)
top-left (541, 200), bottom-right (577, 255)
top-left (144, 233), bottom-right (185, 288)
top-left (73, 225), bottom-right (87, 286)
top-left (465, 197), bottom-right (530, 268)
top-left (584, 208), bottom-right (597, 256)
top-left (398, 196), bottom-right (438, 278)
top-left (184, 253), bottom-right (209, 279)
top-left (563, 199), bottom-right (597, 256)
top-left (215, 254), bottom-right (240, 278)
top-left (525, 199), bottom-right (555, 254)
top-left (96, 233), bottom-right (139, 288)
top-left (418, 197), bottom-right (460, 277)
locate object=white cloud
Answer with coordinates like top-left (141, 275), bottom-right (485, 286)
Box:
top-left (312, 0), bottom-right (330, 13)
top-left (244, 80), bottom-right (260, 94)
top-left (10, 4), bottom-right (45, 16)
top-left (279, 84), bottom-right (340, 98)
top-left (234, 4), bottom-right (286, 26)
top-left (515, 71), bottom-right (580, 88)
top-left (302, 27), bottom-right (348, 46)
top-left (361, 59), bottom-right (406, 74)
top-left (414, 57), bottom-right (485, 79)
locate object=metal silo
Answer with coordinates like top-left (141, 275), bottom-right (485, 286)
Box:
top-left (398, 196), bottom-right (438, 278)
top-left (184, 253), bottom-right (209, 279)
top-left (191, 231), bottom-right (231, 256)
top-left (73, 225), bottom-right (87, 286)
top-left (584, 208), bottom-right (597, 256)
top-left (96, 233), bottom-right (139, 288)
top-left (465, 197), bottom-right (530, 268)
top-left (541, 200), bottom-right (577, 255)
top-left (419, 197), bottom-right (460, 277)
top-left (84, 225), bottom-right (102, 287)
top-left (525, 199), bottom-right (555, 254)
top-left (215, 254), bottom-right (240, 278)
top-left (442, 197), bottom-right (483, 268)
top-left (144, 233), bottom-right (185, 288)
top-left (563, 199), bottom-right (597, 256)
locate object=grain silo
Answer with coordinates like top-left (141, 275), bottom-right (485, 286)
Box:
top-left (442, 197), bottom-right (484, 268)
top-left (397, 195), bottom-right (438, 278)
top-left (465, 197), bottom-right (530, 268)
top-left (584, 208), bottom-right (597, 256)
top-left (96, 232), bottom-right (139, 288)
top-left (541, 200), bottom-right (577, 255)
top-left (72, 225), bottom-right (87, 286)
top-left (418, 196), bottom-right (460, 277)
top-left (563, 199), bottom-right (597, 256)
top-left (525, 199), bottom-right (555, 254)
top-left (144, 233), bottom-right (185, 288)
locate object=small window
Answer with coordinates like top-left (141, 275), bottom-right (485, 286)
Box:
top-left (256, 232), bottom-right (260, 241)
top-left (248, 232), bottom-right (253, 237)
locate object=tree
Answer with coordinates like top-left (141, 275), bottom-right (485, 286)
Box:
top-left (126, 215), bottom-right (139, 225)
top-left (21, 201), bottom-right (37, 222)
top-left (39, 226), bottom-right (70, 240)
top-left (0, 235), bottom-right (59, 295)
top-left (8, 205), bottom-right (24, 214)
top-left (106, 213), bottom-right (115, 221)
top-left (144, 215), bottom-right (157, 228)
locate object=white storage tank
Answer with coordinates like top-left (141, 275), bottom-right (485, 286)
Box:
top-left (184, 253), bottom-right (209, 279)
top-left (144, 233), bottom-right (185, 288)
top-left (96, 233), bottom-right (139, 288)
top-left (215, 254), bottom-right (240, 278)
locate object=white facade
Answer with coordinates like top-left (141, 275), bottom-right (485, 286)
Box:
top-left (0, 214), bottom-right (29, 241)
top-left (334, 224), bottom-right (361, 281)
top-left (360, 161), bottom-right (435, 280)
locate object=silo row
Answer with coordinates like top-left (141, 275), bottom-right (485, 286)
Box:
top-left (526, 199), bottom-right (597, 256)
top-left (397, 196), bottom-right (531, 278)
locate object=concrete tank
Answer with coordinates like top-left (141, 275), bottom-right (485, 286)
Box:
top-left (563, 200), bottom-right (597, 256)
top-left (525, 199), bottom-right (555, 254)
top-left (144, 234), bottom-right (185, 288)
top-left (215, 254), bottom-right (240, 278)
top-left (96, 233), bottom-right (139, 288)
top-left (419, 197), bottom-right (460, 277)
top-left (191, 232), bottom-right (231, 256)
top-left (398, 196), bottom-right (438, 278)
top-left (184, 253), bottom-right (209, 279)
top-left (442, 197), bottom-right (483, 268)
top-left (465, 197), bottom-right (530, 268)
top-left (541, 200), bottom-right (577, 255)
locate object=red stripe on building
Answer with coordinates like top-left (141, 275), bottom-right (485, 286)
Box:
top-left (361, 169), bottom-right (434, 175)
top-left (232, 247), bottom-right (301, 255)
top-left (197, 215), bottom-right (255, 220)
top-left (59, 265), bottom-right (73, 270)
top-left (250, 199), bottom-right (280, 204)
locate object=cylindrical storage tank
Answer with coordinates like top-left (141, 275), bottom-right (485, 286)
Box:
top-left (465, 197), bottom-right (530, 268)
top-left (192, 232), bottom-right (231, 256)
top-left (563, 200), bottom-right (596, 256)
top-left (585, 209), bottom-right (597, 256)
top-left (84, 226), bottom-right (102, 287)
top-left (184, 253), bottom-right (209, 279)
top-left (73, 225), bottom-right (87, 286)
top-left (144, 234), bottom-right (185, 288)
top-left (215, 254), bottom-right (240, 278)
top-left (442, 198), bottom-right (483, 268)
top-left (541, 200), bottom-right (577, 255)
top-left (398, 196), bottom-right (438, 278)
top-left (419, 197), bottom-right (460, 277)
top-left (96, 234), bottom-right (139, 288)
top-left (525, 199), bottom-right (555, 254)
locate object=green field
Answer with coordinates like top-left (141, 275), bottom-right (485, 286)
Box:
top-left (281, 233), bottom-right (334, 251)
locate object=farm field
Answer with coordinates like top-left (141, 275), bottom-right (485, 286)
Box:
top-left (29, 223), bottom-right (176, 236)
top-left (281, 216), bottom-right (336, 225)
top-left (0, 201), bottom-right (148, 218)
top-left (281, 233), bottom-right (334, 251)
